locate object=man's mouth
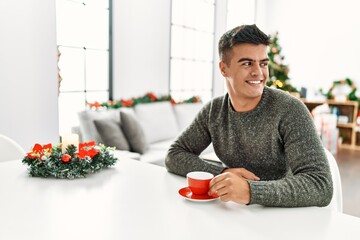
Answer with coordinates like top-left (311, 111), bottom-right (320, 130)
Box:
top-left (246, 80), bottom-right (263, 85)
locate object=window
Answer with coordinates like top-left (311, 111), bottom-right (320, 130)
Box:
top-left (170, 0), bottom-right (215, 103)
top-left (56, 0), bottom-right (111, 135)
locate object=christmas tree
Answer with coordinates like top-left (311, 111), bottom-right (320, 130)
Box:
top-left (266, 32), bottom-right (298, 93)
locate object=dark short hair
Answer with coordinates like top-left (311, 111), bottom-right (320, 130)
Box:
top-left (219, 24), bottom-right (270, 65)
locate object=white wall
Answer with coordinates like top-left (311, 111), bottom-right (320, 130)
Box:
top-left (257, 0), bottom-right (360, 97)
top-left (112, 0), bottom-right (171, 99)
top-left (212, 0), bottom-right (228, 98)
top-left (0, 0), bottom-right (59, 150)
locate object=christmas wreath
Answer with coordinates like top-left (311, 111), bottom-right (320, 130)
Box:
top-left (87, 92), bottom-right (202, 109)
top-left (326, 78), bottom-right (358, 101)
top-left (22, 141), bottom-right (118, 179)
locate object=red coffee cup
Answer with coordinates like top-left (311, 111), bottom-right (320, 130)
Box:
top-left (187, 171), bottom-right (214, 195)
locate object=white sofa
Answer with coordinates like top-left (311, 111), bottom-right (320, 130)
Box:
top-left (73, 101), bottom-right (213, 167)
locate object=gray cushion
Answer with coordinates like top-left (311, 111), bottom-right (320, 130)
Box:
top-left (134, 101), bottom-right (179, 144)
top-left (173, 103), bottom-right (203, 131)
top-left (93, 119), bottom-right (130, 151)
top-left (78, 110), bottom-right (121, 143)
top-left (120, 111), bottom-right (148, 154)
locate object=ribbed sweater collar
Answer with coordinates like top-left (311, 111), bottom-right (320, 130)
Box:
top-left (227, 86), bottom-right (271, 116)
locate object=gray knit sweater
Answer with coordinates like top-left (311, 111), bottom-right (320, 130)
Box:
top-left (165, 87), bottom-right (333, 207)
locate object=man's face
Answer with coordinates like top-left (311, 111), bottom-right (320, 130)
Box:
top-left (219, 43), bottom-right (269, 102)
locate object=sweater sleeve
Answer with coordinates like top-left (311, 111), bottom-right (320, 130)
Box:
top-left (248, 100), bottom-right (333, 207)
top-left (165, 103), bottom-right (227, 177)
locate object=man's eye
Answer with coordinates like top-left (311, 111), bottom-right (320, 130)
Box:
top-left (260, 62), bottom-right (268, 67)
top-left (243, 62), bottom-right (251, 66)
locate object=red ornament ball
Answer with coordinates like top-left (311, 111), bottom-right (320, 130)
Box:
top-left (61, 154), bottom-right (72, 163)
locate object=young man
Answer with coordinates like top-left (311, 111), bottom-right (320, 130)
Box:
top-left (165, 25), bottom-right (333, 207)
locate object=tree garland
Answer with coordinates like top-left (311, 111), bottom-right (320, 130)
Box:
top-left (87, 92), bottom-right (202, 109)
top-left (22, 142), bottom-right (118, 179)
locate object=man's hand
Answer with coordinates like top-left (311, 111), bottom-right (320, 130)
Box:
top-left (208, 168), bottom-right (260, 205)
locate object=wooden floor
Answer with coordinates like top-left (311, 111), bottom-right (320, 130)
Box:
top-left (334, 148), bottom-right (360, 217)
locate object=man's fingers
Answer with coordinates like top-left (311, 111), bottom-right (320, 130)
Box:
top-left (225, 168), bottom-right (260, 181)
top-left (208, 173), bottom-right (229, 195)
top-left (208, 170), bottom-right (252, 205)
top-left (209, 172), bottom-right (228, 188)
top-left (239, 168), bottom-right (260, 180)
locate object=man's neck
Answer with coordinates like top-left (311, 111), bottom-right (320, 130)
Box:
top-left (229, 95), bottom-right (262, 112)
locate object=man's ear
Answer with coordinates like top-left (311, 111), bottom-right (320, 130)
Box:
top-left (219, 61), bottom-right (227, 77)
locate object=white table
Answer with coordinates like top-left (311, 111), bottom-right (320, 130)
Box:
top-left (1, 158), bottom-right (360, 240)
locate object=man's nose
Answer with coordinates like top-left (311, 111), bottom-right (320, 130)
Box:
top-left (250, 65), bottom-right (264, 77)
